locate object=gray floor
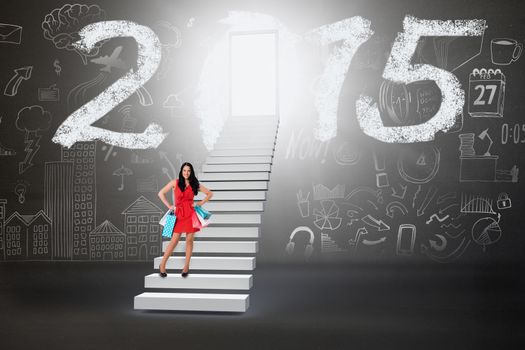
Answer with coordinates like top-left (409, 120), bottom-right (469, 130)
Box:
top-left (0, 261), bottom-right (523, 350)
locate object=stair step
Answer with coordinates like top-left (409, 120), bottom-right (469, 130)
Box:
top-left (165, 226), bottom-right (260, 238)
top-left (202, 163), bottom-right (271, 172)
top-left (163, 241), bottom-right (258, 253)
top-left (217, 137), bottom-right (276, 144)
top-left (220, 131), bottom-right (276, 138)
top-left (208, 213), bottom-right (261, 224)
top-left (203, 201), bottom-right (264, 212)
top-left (134, 292), bottom-right (249, 312)
top-left (215, 141), bottom-right (276, 148)
top-left (213, 143), bottom-right (275, 150)
top-left (196, 191), bottom-right (266, 200)
top-left (154, 256), bottom-right (256, 270)
top-left (192, 226), bottom-right (260, 237)
top-left (144, 273), bottom-right (253, 290)
top-left (209, 149), bottom-right (274, 157)
top-left (201, 181), bottom-right (267, 190)
top-left (206, 156), bottom-right (272, 164)
top-left (198, 172), bottom-right (270, 181)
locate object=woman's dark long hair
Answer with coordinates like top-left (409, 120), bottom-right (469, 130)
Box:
top-left (177, 162), bottom-right (199, 196)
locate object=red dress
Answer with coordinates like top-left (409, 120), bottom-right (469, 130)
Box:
top-left (173, 179), bottom-right (200, 234)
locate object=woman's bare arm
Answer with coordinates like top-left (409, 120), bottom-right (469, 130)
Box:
top-left (158, 180), bottom-right (176, 209)
top-left (197, 184), bottom-right (213, 206)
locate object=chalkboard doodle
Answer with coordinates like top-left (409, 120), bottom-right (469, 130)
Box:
top-left (15, 105), bottom-right (52, 174)
top-left (0, 23), bottom-right (22, 45)
top-left (372, 150), bottom-right (389, 188)
top-left (333, 141), bottom-right (361, 166)
top-left (159, 150), bottom-right (178, 179)
top-left (338, 182), bottom-right (505, 262)
top-left (91, 46), bottom-right (129, 72)
top-left (4, 66), bottom-right (32, 97)
top-left (285, 226), bottom-right (315, 260)
top-left (67, 72), bottom-right (110, 110)
top-left (313, 200), bottom-right (342, 231)
top-left (397, 145), bottom-right (441, 184)
top-left (415, 33), bottom-right (484, 72)
top-left (42, 4), bottom-right (108, 65)
top-left (163, 94), bottom-right (184, 117)
top-left (89, 220), bottom-right (126, 260)
top-left (113, 165), bottom-right (133, 191)
top-left (313, 184), bottom-right (345, 200)
top-left (0, 141), bottom-right (16, 156)
top-left (137, 176), bottom-right (159, 193)
top-left (460, 193), bottom-right (496, 214)
top-left (471, 215), bottom-right (502, 252)
top-left (285, 128), bottom-right (332, 163)
top-left (321, 232), bottom-right (344, 253)
top-left (14, 180), bottom-right (29, 204)
top-left (458, 131), bottom-right (519, 182)
top-left (38, 84), bottom-right (60, 102)
top-left (53, 59), bottom-right (61, 76)
top-left (496, 192), bottom-right (512, 210)
top-left (44, 160), bottom-right (74, 260)
top-left (491, 38), bottom-right (522, 65)
top-left (468, 68), bottom-right (506, 118)
top-left (154, 20), bottom-right (182, 81)
top-left (378, 80), bottom-right (441, 127)
top-left (296, 189), bottom-right (310, 217)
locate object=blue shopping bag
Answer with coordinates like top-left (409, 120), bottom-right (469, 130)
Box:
top-left (161, 210), bottom-right (176, 239)
top-left (194, 205), bottom-right (212, 220)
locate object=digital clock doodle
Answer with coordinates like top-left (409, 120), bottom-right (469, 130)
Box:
top-left (501, 123), bottom-right (525, 145)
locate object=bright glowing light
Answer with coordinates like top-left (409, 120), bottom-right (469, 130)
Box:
top-left (195, 11), bottom-right (301, 150)
top-left (230, 32), bottom-right (277, 117)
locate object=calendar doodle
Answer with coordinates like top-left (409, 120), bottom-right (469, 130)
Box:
top-left (468, 68), bottom-right (506, 118)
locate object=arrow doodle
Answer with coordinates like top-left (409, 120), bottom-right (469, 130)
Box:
top-left (412, 185), bottom-right (421, 208)
top-left (426, 213), bottom-right (450, 224)
top-left (348, 227), bottom-right (368, 248)
top-left (4, 66), bottom-right (33, 96)
top-left (417, 186), bottom-right (437, 217)
top-left (386, 201), bottom-right (409, 218)
top-left (439, 203), bottom-right (459, 215)
top-left (437, 191), bottom-right (456, 204)
top-left (421, 237), bottom-right (471, 263)
top-left (361, 214), bottom-right (390, 231)
top-left (429, 234), bottom-right (447, 252)
top-left (363, 237), bottom-right (387, 245)
top-left (391, 184), bottom-right (407, 199)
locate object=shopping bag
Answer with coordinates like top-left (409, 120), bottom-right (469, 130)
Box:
top-left (159, 208), bottom-right (175, 226)
top-left (195, 205), bottom-right (212, 220)
top-left (162, 211), bottom-right (176, 238)
top-left (196, 210), bottom-right (210, 228)
top-left (191, 211), bottom-right (203, 229)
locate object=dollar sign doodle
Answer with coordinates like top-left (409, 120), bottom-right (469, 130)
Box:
top-left (53, 59), bottom-right (61, 76)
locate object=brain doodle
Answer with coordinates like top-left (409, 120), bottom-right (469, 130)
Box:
top-left (42, 4), bottom-right (107, 64)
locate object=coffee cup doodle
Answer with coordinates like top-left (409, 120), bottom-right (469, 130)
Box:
top-left (491, 38), bottom-right (523, 65)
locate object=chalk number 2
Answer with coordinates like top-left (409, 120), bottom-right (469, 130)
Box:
top-left (52, 20), bottom-right (167, 149)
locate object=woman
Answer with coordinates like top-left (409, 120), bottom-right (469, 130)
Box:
top-left (157, 162), bottom-right (213, 277)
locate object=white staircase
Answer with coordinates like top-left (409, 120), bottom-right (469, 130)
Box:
top-left (134, 116), bottom-right (279, 312)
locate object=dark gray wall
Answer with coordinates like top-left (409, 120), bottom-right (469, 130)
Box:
top-left (1, 0), bottom-right (524, 264)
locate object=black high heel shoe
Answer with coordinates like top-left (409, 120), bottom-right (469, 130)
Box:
top-left (181, 268), bottom-right (189, 277)
top-left (159, 265), bottom-right (167, 278)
